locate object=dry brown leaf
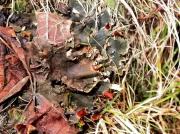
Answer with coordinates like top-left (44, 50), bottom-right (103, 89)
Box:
top-left (36, 12), bottom-right (72, 47)
top-left (16, 94), bottom-right (77, 134)
top-left (0, 26), bottom-right (30, 104)
top-left (0, 44), bottom-right (5, 90)
top-left (0, 76), bottom-right (29, 104)
top-left (0, 26), bottom-right (31, 81)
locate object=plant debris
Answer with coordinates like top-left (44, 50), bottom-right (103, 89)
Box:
top-left (36, 12), bottom-right (72, 47)
top-left (16, 94), bottom-right (77, 134)
top-left (0, 0), bottom-right (179, 133)
top-left (0, 27), bottom-right (29, 104)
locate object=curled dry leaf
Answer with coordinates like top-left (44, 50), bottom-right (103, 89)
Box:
top-left (16, 94), bottom-right (77, 134)
top-left (36, 12), bottom-right (72, 47)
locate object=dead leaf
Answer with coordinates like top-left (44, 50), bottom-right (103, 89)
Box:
top-left (0, 26), bottom-right (16, 37)
top-left (0, 26), bottom-right (31, 83)
top-left (0, 44), bottom-right (5, 90)
top-left (0, 30), bottom-right (29, 104)
top-left (36, 12), bottom-right (72, 47)
top-left (0, 76), bottom-right (29, 104)
top-left (16, 94), bottom-right (77, 134)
